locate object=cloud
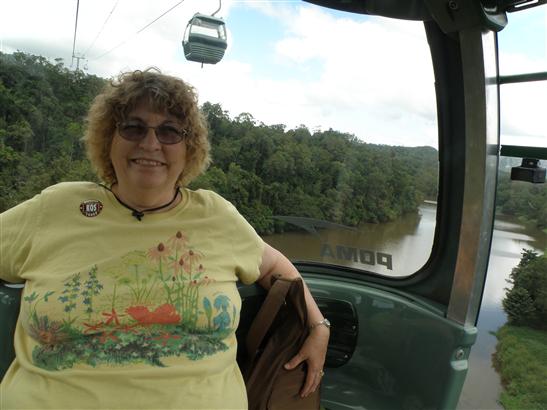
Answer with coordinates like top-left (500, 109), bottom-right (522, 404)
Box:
top-left (1, 0), bottom-right (544, 149)
top-left (220, 4), bottom-right (438, 146)
top-left (221, 3), bottom-right (545, 147)
top-left (500, 80), bottom-right (547, 141)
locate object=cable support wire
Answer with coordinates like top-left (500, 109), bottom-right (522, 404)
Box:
top-left (71, 0), bottom-right (80, 66)
top-left (84, 0), bottom-right (120, 56)
top-left (93, 0), bottom-right (186, 60)
top-left (212, 0), bottom-right (221, 16)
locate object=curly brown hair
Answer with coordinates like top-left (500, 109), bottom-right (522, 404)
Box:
top-left (83, 68), bottom-right (210, 186)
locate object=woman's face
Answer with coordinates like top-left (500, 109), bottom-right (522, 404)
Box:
top-left (110, 103), bottom-right (187, 196)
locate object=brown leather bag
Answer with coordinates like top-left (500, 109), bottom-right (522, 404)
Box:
top-left (242, 277), bottom-right (321, 410)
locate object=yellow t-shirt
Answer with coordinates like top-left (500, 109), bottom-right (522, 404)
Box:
top-left (0, 182), bottom-right (264, 409)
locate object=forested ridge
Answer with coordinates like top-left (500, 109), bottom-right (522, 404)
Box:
top-left (2, 51), bottom-right (438, 234)
top-left (194, 102), bottom-right (439, 233)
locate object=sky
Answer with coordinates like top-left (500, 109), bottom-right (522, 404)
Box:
top-left (0, 0), bottom-right (545, 148)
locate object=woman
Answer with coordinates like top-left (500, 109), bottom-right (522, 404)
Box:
top-left (0, 69), bottom-right (329, 409)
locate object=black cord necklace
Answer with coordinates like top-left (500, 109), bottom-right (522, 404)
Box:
top-left (100, 184), bottom-right (180, 221)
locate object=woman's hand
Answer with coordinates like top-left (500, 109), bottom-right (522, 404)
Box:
top-left (284, 324), bottom-right (330, 397)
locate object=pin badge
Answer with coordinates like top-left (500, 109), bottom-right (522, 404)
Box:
top-left (80, 200), bottom-right (103, 217)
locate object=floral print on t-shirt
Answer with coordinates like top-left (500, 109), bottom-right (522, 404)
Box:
top-left (22, 230), bottom-right (238, 370)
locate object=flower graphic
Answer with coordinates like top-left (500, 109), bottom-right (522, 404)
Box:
top-left (58, 273), bottom-right (81, 315)
top-left (171, 257), bottom-right (185, 278)
top-left (83, 321), bottom-right (104, 334)
top-left (122, 251), bottom-right (148, 268)
top-left (198, 275), bottom-right (214, 286)
top-left (28, 316), bottom-right (67, 346)
top-left (167, 230), bottom-right (189, 252)
top-left (181, 249), bottom-right (204, 274)
top-left (147, 243), bottom-right (171, 263)
top-left (102, 308), bottom-right (125, 326)
top-left (126, 304), bottom-right (181, 325)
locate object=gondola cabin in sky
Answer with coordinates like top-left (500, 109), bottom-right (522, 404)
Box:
top-left (182, 13), bottom-right (227, 65)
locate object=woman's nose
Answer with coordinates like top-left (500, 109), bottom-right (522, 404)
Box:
top-left (138, 127), bottom-right (162, 150)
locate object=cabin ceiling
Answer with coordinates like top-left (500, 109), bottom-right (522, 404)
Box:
top-left (303, 0), bottom-right (431, 20)
top-left (303, 0), bottom-right (545, 32)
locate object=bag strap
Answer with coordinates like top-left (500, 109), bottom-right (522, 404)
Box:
top-left (245, 278), bottom-right (296, 364)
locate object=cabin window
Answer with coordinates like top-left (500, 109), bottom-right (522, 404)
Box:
top-left (190, 19), bottom-right (227, 40)
top-left (498, 7), bottom-right (547, 150)
top-left (257, 14), bottom-right (438, 278)
top-left (497, 6), bottom-right (547, 252)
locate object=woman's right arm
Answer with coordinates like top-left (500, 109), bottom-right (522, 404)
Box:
top-left (0, 194), bottom-right (42, 284)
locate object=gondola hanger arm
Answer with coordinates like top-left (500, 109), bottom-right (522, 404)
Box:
top-left (212, 0), bottom-right (221, 16)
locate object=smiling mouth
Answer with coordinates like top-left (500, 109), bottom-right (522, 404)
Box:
top-left (131, 159), bottom-right (165, 167)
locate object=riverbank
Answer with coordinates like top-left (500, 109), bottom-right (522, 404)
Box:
top-left (493, 324), bottom-right (547, 409)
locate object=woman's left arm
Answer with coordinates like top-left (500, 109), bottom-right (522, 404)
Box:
top-left (258, 242), bottom-right (330, 398)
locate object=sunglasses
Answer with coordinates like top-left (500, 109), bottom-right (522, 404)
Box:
top-left (117, 121), bottom-right (187, 145)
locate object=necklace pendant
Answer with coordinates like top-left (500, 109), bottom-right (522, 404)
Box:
top-left (132, 210), bottom-right (145, 221)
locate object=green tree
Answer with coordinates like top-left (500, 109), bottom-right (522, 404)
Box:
top-left (0, 51), bottom-right (105, 212)
top-left (502, 287), bottom-right (537, 326)
top-left (503, 250), bottom-right (547, 329)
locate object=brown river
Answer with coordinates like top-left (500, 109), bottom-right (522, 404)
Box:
top-left (264, 206), bottom-right (547, 409)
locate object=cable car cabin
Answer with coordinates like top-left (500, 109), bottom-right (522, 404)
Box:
top-left (1, 0), bottom-right (546, 409)
top-left (182, 13), bottom-right (227, 65)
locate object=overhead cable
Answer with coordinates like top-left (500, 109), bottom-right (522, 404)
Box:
top-left (93, 0), bottom-right (186, 60)
top-left (84, 0), bottom-right (120, 56)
